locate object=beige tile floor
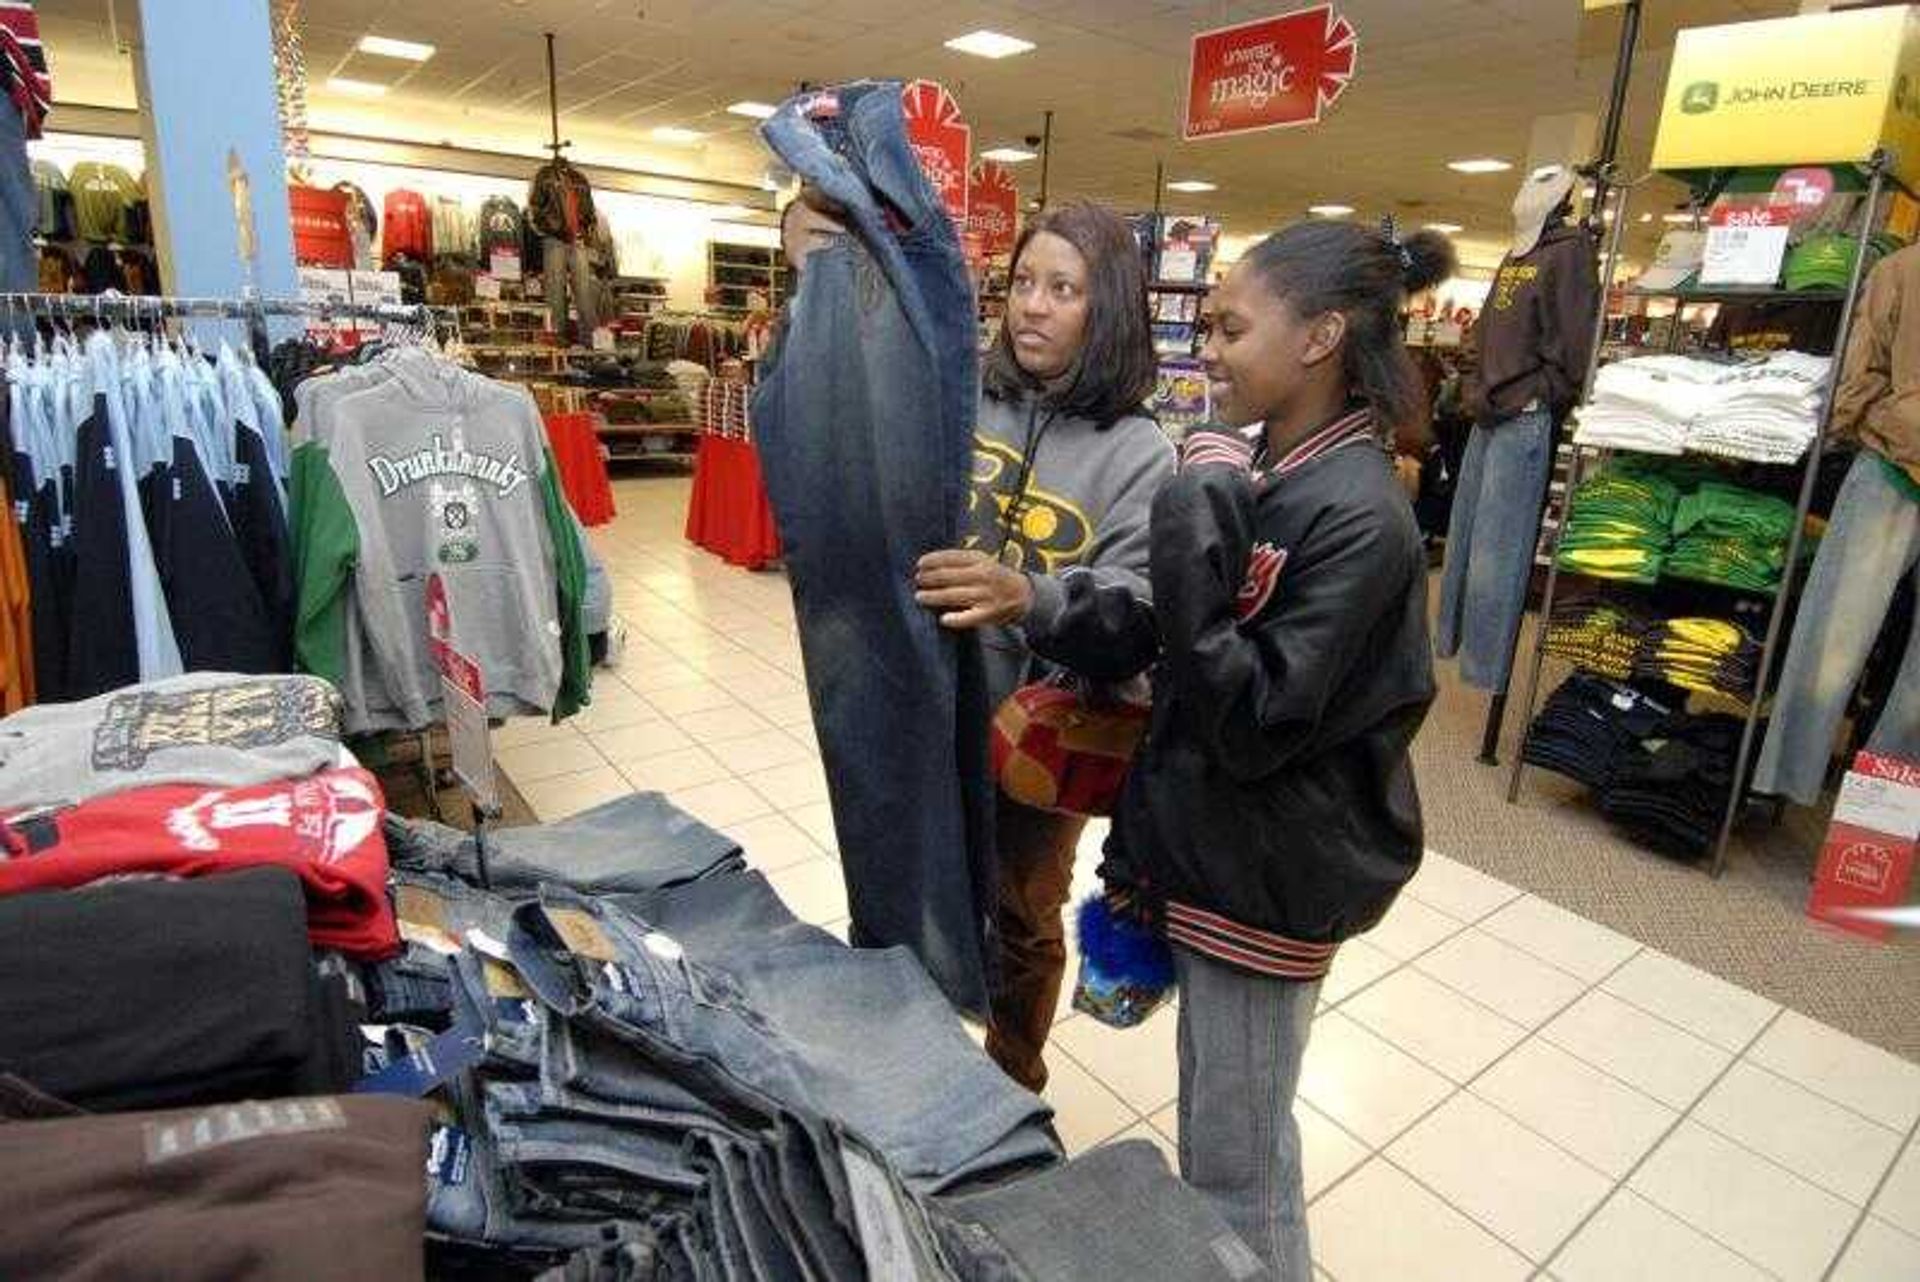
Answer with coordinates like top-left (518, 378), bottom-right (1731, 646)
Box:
top-left (501, 477), bottom-right (1920, 1281)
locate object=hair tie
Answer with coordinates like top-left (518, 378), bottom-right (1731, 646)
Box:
top-left (1379, 213), bottom-right (1414, 272)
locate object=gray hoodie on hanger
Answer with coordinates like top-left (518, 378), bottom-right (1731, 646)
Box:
top-left (313, 353), bottom-right (565, 733)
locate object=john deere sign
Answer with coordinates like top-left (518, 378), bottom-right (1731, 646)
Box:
top-left (1652, 7), bottom-right (1920, 186)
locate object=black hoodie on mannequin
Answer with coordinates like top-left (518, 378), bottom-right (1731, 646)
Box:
top-left (1469, 222), bottom-right (1599, 424)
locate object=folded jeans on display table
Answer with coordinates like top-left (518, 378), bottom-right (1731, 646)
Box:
top-left (932, 1139), bottom-right (1273, 1282)
top-left (611, 869), bottom-right (1060, 1192)
top-left (0, 866), bottom-right (358, 1112)
top-left (754, 80), bottom-right (998, 1015)
top-left (0, 1094), bottom-right (431, 1282)
top-left (509, 883), bottom-right (1058, 1193)
top-left (385, 793), bottom-right (746, 898)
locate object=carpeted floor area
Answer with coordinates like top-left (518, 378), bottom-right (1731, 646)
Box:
top-left (1418, 600), bottom-right (1920, 1061)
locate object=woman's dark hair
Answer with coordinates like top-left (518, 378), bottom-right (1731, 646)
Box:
top-left (982, 200), bottom-right (1157, 428)
top-left (1242, 220), bottom-right (1457, 434)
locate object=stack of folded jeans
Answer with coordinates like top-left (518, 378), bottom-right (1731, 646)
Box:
top-left (1521, 674), bottom-right (1680, 790)
top-left (1665, 482), bottom-right (1799, 593)
top-left (1555, 468), bottom-right (1681, 584)
top-left (370, 793), bottom-right (1068, 1278)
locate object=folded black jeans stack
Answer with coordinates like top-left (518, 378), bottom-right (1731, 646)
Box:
top-left (1522, 674), bottom-right (1753, 859)
top-left (375, 794), bottom-right (1268, 1281)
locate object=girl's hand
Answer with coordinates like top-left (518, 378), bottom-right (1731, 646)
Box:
top-left (914, 549), bottom-right (1034, 629)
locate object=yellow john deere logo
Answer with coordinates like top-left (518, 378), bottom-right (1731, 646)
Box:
top-left (1681, 81), bottom-right (1720, 114)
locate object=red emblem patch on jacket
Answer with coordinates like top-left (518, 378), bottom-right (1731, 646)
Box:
top-left (1236, 543), bottom-right (1287, 621)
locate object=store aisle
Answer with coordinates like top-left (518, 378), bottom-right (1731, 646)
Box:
top-left (499, 475), bottom-right (1920, 1282)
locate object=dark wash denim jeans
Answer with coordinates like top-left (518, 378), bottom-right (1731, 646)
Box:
top-left (753, 79), bottom-right (997, 1016)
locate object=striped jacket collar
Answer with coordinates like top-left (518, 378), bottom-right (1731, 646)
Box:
top-left (1253, 406), bottom-right (1378, 478)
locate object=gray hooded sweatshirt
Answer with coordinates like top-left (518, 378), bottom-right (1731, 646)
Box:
top-left (966, 392), bottom-right (1175, 716)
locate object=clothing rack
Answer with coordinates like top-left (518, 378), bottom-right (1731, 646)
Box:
top-left (1503, 150), bottom-right (1905, 876)
top-left (0, 291), bottom-right (450, 360)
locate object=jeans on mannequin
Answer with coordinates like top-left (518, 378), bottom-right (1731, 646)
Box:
top-left (1753, 452), bottom-right (1920, 805)
top-left (1435, 408), bottom-right (1555, 692)
top-left (543, 237), bottom-right (599, 339)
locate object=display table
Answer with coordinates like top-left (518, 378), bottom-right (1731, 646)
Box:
top-left (685, 434), bottom-right (782, 570)
top-left (541, 411), bottom-right (617, 527)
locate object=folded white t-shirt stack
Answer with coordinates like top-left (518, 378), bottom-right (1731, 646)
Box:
top-left (1573, 351), bottom-right (1830, 464)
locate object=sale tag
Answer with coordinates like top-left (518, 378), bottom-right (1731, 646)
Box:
top-left (474, 274), bottom-right (502, 301)
top-left (1699, 202), bottom-right (1791, 287)
top-left (490, 249), bottom-right (522, 282)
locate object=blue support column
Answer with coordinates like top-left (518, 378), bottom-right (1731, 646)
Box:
top-left (134, 0), bottom-right (296, 305)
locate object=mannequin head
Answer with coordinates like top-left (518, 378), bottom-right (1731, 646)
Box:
top-left (1511, 165), bottom-right (1579, 256)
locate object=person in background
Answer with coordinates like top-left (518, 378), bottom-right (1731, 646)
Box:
top-left (912, 200), bottom-right (1174, 1092)
top-left (0, 1), bottom-right (49, 296)
top-left (1028, 219), bottom-right (1452, 1276)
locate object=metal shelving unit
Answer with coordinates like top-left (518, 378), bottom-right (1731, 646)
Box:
top-left (1503, 151), bottom-right (1902, 877)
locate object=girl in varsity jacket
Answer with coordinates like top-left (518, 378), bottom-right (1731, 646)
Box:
top-left (1032, 220), bottom-right (1452, 1277)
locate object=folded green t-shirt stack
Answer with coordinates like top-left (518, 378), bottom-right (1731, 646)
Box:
top-left (1556, 471), bottom-right (1682, 584)
top-left (1666, 483), bottom-right (1797, 592)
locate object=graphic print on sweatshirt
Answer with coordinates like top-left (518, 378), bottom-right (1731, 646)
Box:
top-left (429, 477), bottom-right (483, 565)
top-left (164, 771), bottom-right (381, 866)
top-left (963, 436), bottom-right (1092, 572)
top-left (91, 678), bottom-right (342, 772)
top-left (1236, 543), bottom-right (1288, 622)
top-left (366, 425), bottom-right (529, 500)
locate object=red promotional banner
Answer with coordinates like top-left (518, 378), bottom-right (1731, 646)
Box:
top-left (902, 79), bottom-right (971, 224)
top-left (1184, 5), bottom-right (1358, 141)
top-left (967, 161), bottom-right (1019, 257)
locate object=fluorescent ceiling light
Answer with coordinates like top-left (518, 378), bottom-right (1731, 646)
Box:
top-left (1166, 180), bottom-right (1217, 193)
top-left (357, 35), bottom-right (435, 61)
top-left (1662, 213), bottom-right (1696, 224)
top-left (326, 77), bottom-right (388, 98)
top-left (1423, 222), bottom-right (1463, 234)
top-left (1308, 203), bottom-right (1354, 216)
top-left (980, 146), bottom-right (1038, 163)
top-left (945, 30), bottom-right (1035, 59)
top-left (1447, 158), bottom-right (1512, 174)
top-left (651, 126), bottom-right (704, 144)
top-left (1639, 212), bottom-right (1654, 223)
top-left (728, 101), bottom-right (777, 120)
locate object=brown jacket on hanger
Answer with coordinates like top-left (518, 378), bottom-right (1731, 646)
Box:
top-left (1831, 243), bottom-right (1920, 484)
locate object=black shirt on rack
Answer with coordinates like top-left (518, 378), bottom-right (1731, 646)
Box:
top-left (65, 394), bottom-right (139, 698)
top-left (139, 434), bottom-right (280, 674)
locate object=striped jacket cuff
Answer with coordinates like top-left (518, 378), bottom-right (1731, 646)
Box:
top-left (1165, 901), bottom-right (1337, 980)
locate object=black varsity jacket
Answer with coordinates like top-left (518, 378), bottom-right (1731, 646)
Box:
top-left (1033, 410), bottom-right (1436, 979)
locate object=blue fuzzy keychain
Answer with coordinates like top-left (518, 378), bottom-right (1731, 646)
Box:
top-left (1072, 893), bottom-right (1175, 1028)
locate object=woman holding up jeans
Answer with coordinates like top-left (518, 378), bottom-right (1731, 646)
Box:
top-left (912, 200), bottom-right (1174, 1092)
top-left (1032, 219), bottom-right (1451, 1276)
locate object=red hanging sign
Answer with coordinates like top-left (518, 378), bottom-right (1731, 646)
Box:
top-left (966, 161), bottom-right (1019, 257)
top-left (902, 79), bottom-right (971, 224)
top-left (1184, 5), bottom-right (1358, 141)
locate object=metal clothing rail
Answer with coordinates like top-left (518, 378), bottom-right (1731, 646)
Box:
top-left (0, 291), bottom-right (440, 324)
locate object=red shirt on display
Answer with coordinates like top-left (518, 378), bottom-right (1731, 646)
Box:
top-left (381, 188), bottom-right (434, 265)
top-left (0, 768), bottom-right (400, 959)
top-left (288, 184), bottom-right (355, 269)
